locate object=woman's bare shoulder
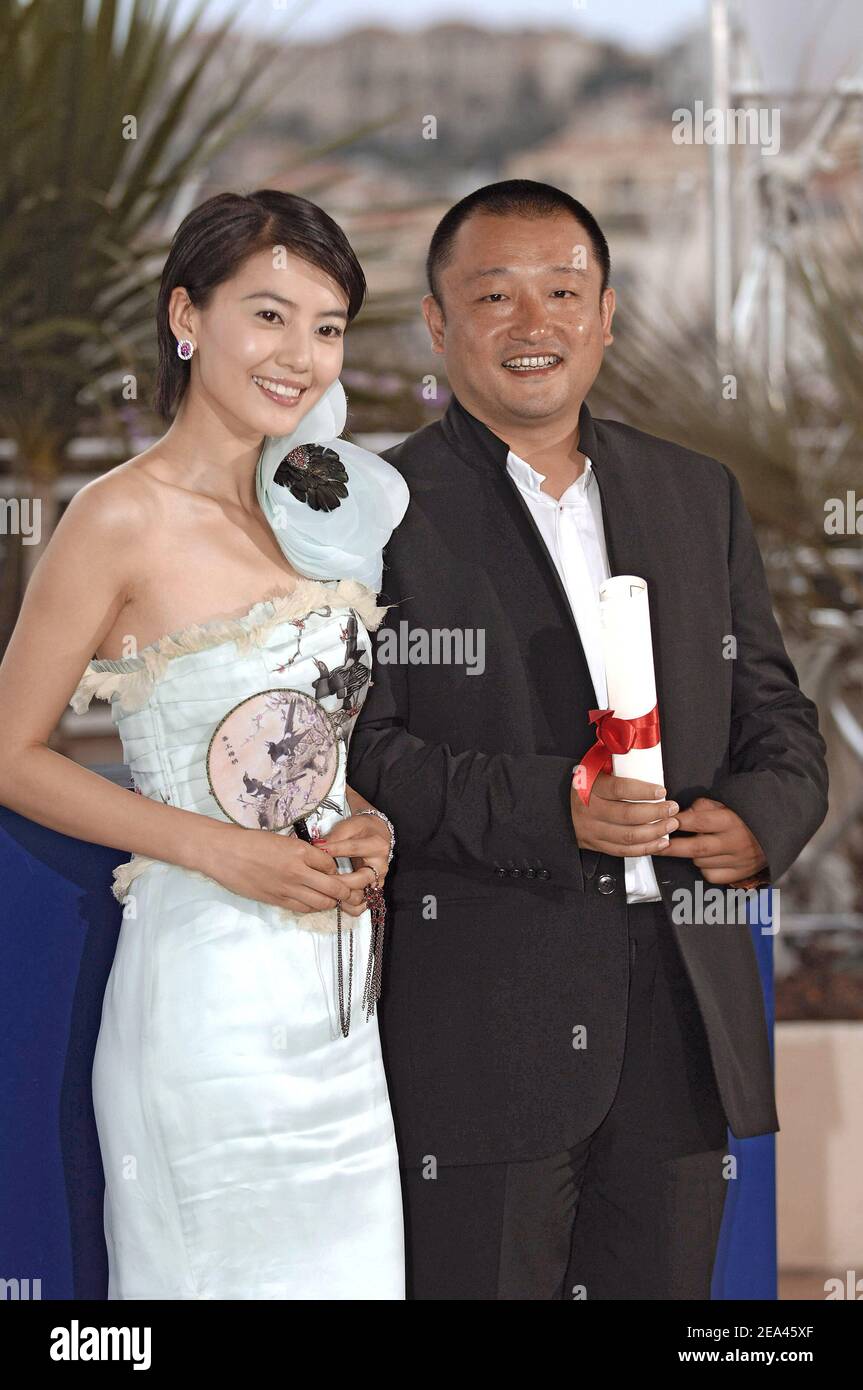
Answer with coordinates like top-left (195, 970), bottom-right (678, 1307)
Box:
top-left (58, 451), bottom-right (174, 544)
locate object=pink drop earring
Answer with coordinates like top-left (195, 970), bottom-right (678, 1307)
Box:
top-left (177, 338), bottom-right (195, 360)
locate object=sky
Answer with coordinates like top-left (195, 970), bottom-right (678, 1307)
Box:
top-left (179, 0), bottom-right (707, 52)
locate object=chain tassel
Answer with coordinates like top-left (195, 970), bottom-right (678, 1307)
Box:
top-left (362, 876), bottom-right (386, 1020)
top-left (336, 870), bottom-right (386, 1037)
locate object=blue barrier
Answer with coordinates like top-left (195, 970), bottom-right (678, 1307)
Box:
top-left (0, 806), bottom-right (122, 1300)
top-left (0, 806), bottom-right (776, 1300)
top-left (711, 887), bottom-right (778, 1299)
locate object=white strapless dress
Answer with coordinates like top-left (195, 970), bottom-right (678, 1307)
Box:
top-left (71, 577), bottom-right (405, 1300)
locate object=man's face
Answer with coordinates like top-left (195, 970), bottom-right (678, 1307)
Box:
top-left (423, 210), bottom-right (615, 431)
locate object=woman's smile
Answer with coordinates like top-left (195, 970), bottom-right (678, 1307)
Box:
top-left (252, 373), bottom-right (310, 408)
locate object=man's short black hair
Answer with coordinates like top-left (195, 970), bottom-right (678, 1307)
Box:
top-left (426, 178), bottom-right (611, 307)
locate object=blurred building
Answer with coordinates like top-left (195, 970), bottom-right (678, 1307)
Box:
top-left (187, 22), bottom-right (716, 390)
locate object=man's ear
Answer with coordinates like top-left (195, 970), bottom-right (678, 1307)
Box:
top-left (422, 292), bottom-right (446, 355)
top-left (601, 286), bottom-right (616, 347)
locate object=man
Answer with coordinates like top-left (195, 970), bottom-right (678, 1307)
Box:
top-left (347, 179), bottom-right (828, 1300)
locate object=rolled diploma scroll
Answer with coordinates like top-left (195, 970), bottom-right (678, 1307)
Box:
top-left (597, 575), bottom-right (665, 793)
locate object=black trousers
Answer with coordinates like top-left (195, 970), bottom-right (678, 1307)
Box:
top-left (400, 901), bottom-right (730, 1300)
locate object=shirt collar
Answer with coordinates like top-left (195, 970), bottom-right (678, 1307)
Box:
top-left (506, 449), bottom-right (594, 498)
top-left (441, 392), bottom-right (601, 476)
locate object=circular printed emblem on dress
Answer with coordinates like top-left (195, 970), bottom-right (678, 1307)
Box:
top-left (206, 688), bottom-right (338, 830)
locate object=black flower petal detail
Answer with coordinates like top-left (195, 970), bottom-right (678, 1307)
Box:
top-left (274, 443), bottom-right (349, 513)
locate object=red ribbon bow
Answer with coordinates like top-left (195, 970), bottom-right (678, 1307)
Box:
top-left (572, 704), bottom-right (661, 806)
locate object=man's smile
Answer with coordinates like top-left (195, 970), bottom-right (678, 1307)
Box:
top-left (501, 353), bottom-right (563, 375)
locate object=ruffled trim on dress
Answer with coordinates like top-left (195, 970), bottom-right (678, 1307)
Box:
top-left (111, 853), bottom-right (168, 902)
top-left (110, 853), bottom-right (366, 934)
top-left (70, 660), bottom-right (166, 717)
top-left (69, 576), bottom-right (387, 716)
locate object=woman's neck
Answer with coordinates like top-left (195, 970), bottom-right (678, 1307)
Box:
top-left (151, 391), bottom-right (266, 511)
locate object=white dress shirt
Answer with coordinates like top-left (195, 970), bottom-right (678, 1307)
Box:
top-left (505, 449), bottom-right (662, 903)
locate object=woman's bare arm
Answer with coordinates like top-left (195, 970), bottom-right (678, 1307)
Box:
top-left (0, 476), bottom-right (372, 912)
top-left (0, 475), bottom-right (214, 862)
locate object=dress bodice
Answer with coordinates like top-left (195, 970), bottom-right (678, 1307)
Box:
top-left (68, 376), bottom-right (409, 923)
top-left (70, 577), bottom-right (387, 917)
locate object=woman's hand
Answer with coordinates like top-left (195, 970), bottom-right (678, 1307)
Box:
top-left (314, 811), bottom-right (393, 897)
top-left (200, 823), bottom-right (376, 916)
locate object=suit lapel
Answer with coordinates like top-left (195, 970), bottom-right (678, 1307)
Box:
top-left (443, 395), bottom-right (601, 702)
top-left (588, 422), bottom-right (673, 796)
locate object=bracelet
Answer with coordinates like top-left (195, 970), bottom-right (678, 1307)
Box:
top-left (354, 807), bottom-right (395, 866)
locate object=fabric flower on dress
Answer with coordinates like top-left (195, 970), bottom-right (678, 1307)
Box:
top-left (274, 443), bottom-right (349, 512)
top-left (256, 378), bottom-right (410, 592)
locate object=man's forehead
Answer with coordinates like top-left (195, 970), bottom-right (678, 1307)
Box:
top-left (465, 262), bottom-right (591, 283)
top-left (448, 214), bottom-right (597, 275)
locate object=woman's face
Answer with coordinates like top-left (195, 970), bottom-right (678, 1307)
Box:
top-left (169, 245), bottom-right (349, 437)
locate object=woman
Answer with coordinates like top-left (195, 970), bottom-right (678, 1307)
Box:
top-left (0, 190), bottom-right (410, 1299)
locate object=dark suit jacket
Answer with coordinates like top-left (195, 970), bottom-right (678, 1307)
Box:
top-left (348, 393), bottom-right (828, 1167)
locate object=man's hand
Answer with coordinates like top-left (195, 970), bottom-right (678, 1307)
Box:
top-left (571, 773), bottom-right (679, 856)
top-left (654, 796), bottom-right (768, 884)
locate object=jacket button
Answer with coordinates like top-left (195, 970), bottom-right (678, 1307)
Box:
top-left (538, 868), bottom-right (550, 880)
top-left (597, 873), bottom-right (616, 895)
top-left (510, 867), bottom-right (522, 878)
top-left (525, 867), bottom-right (536, 879)
top-left (495, 867), bottom-right (507, 878)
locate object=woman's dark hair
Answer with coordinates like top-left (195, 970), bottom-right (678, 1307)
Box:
top-left (154, 189), bottom-right (367, 420)
top-left (426, 178), bottom-right (611, 308)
